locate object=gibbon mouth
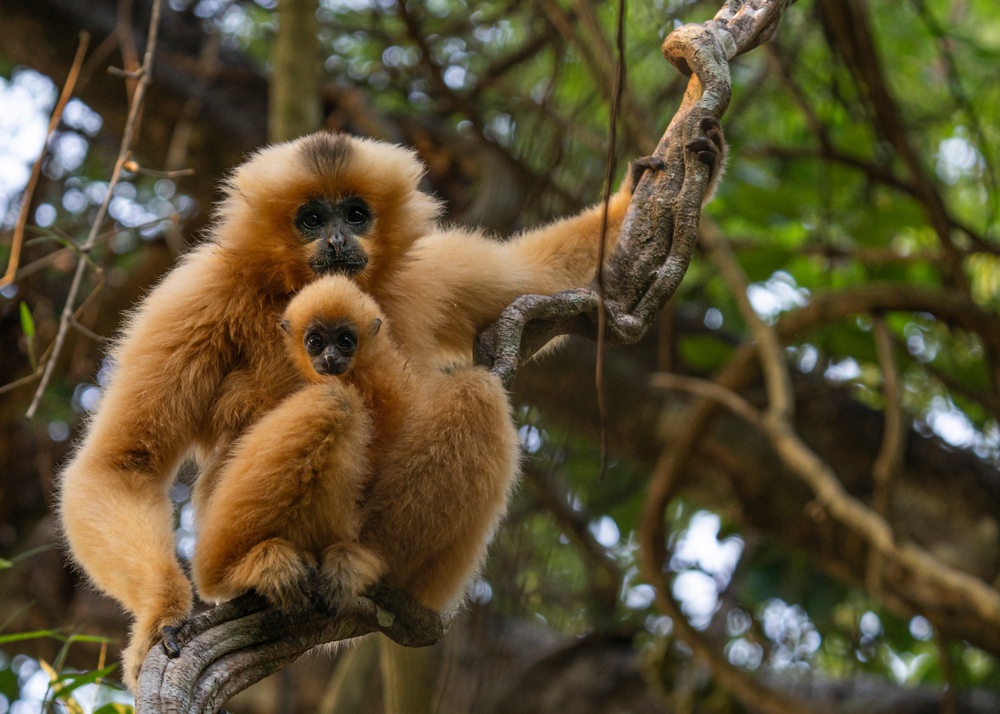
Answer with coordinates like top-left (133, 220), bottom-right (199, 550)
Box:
top-left (310, 259), bottom-right (368, 277)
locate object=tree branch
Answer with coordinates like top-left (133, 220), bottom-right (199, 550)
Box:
top-left (701, 223), bottom-right (1000, 640)
top-left (474, 0), bottom-right (797, 389)
top-left (136, 585), bottom-right (450, 714)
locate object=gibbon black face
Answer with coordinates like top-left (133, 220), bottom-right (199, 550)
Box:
top-left (296, 196), bottom-right (373, 277)
top-left (304, 320), bottom-right (360, 376)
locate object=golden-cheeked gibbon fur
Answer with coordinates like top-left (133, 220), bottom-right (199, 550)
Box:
top-left (193, 275), bottom-right (518, 617)
top-left (57, 121), bottom-right (726, 689)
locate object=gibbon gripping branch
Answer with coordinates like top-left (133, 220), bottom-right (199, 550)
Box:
top-left (135, 0), bottom-right (798, 711)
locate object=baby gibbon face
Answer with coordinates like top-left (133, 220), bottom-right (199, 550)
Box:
top-left (219, 132), bottom-right (443, 293)
top-left (302, 317), bottom-right (381, 377)
top-left (283, 275), bottom-right (386, 381)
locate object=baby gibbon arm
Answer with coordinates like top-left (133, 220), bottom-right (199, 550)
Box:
top-left (58, 254), bottom-right (232, 688)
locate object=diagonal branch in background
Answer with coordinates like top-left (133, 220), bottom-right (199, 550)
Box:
top-left (640, 374), bottom-right (817, 714)
top-left (25, 0), bottom-right (163, 419)
top-left (700, 222), bottom-right (1000, 635)
top-left (475, 0), bottom-right (797, 389)
top-left (0, 32), bottom-right (89, 289)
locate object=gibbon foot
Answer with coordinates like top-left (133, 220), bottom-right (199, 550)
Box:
top-left (230, 538), bottom-right (313, 610)
top-left (122, 589), bottom-right (192, 690)
top-left (630, 156), bottom-right (666, 193)
top-left (311, 543), bottom-right (385, 616)
top-left (161, 625), bottom-right (181, 658)
top-left (685, 116), bottom-right (726, 172)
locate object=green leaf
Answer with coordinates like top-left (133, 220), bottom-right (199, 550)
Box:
top-left (94, 704), bottom-right (134, 714)
top-left (0, 629), bottom-right (64, 644)
top-left (68, 634), bottom-right (119, 644)
top-left (53, 664), bottom-right (119, 699)
top-left (20, 302), bottom-right (35, 338)
top-left (0, 558), bottom-right (11, 570)
top-left (20, 301), bottom-right (37, 371)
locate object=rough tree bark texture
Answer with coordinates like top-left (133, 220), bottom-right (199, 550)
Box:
top-left (474, 0), bottom-right (794, 386)
top-left (133, 0), bottom-right (799, 710)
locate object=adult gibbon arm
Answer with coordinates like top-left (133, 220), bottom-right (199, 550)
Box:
top-left (378, 135), bottom-right (724, 366)
top-left (377, 180), bottom-right (637, 363)
top-left (59, 249), bottom-right (235, 688)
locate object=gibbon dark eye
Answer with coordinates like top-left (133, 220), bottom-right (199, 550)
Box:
top-left (336, 333), bottom-right (357, 351)
top-left (302, 212), bottom-right (323, 229)
top-left (306, 333), bottom-right (325, 351)
top-left (346, 208), bottom-right (367, 225)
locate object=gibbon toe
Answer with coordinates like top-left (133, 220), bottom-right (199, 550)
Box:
top-left (630, 155), bottom-right (666, 193)
top-left (161, 625), bottom-right (181, 658)
top-left (686, 116), bottom-right (726, 171)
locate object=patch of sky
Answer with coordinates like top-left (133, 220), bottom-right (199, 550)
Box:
top-left (669, 511), bottom-right (744, 629)
top-left (746, 270), bottom-right (810, 322)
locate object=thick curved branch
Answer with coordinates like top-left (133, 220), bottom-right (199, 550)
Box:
top-left (136, 584), bottom-right (450, 714)
top-left (475, 0), bottom-right (797, 388)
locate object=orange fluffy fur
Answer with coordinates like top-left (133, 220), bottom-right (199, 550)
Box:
top-left (194, 276), bottom-right (518, 618)
top-left (57, 131), bottom-right (638, 689)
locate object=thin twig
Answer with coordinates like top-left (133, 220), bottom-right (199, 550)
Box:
top-left (937, 633), bottom-right (959, 714)
top-left (71, 318), bottom-right (106, 344)
top-left (123, 160), bottom-right (195, 178)
top-left (649, 372), bottom-right (762, 427)
top-left (866, 315), bottom-right (904, 596)
top-left (870, 316), bottom-right (905, 517)
top-left (26, 0), bottom-right (163, 419)
top-left (594, 0), bottom-right (626, 481)
top-left (0, 32), bottom-right (90, 289)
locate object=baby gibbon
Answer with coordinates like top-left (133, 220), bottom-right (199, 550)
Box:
top-left (190, 284), bottom-right (384, 612)
top-left (194, 276), bottom-right (519, 614)
top-left (57, 123), bottom-right (725, 687)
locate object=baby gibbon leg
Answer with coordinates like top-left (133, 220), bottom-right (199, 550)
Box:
top-left (193, 383), bottom-right (373, 609)
top-left (313, 542), bottom-right (386, 615)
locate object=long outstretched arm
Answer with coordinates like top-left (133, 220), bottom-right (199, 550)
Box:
top-left (379, 179), bottom-right (636, 362)
top-left (58, 249), bottom-right (233, 689)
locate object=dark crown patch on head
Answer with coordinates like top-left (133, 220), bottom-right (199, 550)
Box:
top-left (299, 133), bottom-right (354, 178)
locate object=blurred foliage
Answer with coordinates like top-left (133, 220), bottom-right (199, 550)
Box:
top-left (1, 0), bottom-right (1000, 710)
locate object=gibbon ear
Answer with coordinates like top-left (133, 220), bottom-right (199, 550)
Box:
top-left (280, 319), bottom-right (290, 334)
top-left (371, 318), bottom-right (382, 335)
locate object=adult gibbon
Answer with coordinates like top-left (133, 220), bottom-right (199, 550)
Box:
top-left (58, 124), bottom-right (725, 688)
top-left (193, 275), bottom-right (518, 617)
